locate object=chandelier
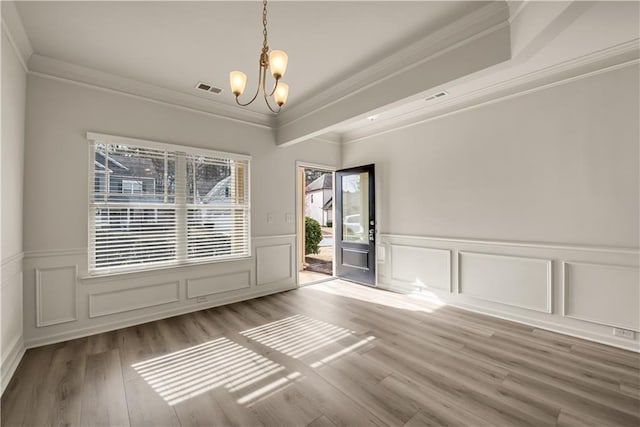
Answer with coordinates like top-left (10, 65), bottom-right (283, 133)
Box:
top-left (229, 0), bottom-right (289, 113)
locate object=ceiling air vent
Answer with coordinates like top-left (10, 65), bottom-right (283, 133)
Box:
top-left (195, 81), bottom-right (223, 95)
top-left (425, 91), bottom-right (448, 102)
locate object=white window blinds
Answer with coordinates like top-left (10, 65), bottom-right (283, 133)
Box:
top-left (89, 134), bottom-right (250, 274)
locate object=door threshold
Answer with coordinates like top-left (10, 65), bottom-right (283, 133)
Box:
top-left (298, 275), bottom-right (336, 287)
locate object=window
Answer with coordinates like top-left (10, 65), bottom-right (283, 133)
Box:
top-left (89, 133), bottom-right (250, 274)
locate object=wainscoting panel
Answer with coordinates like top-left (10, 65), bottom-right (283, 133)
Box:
top-left (390, 245), bottom-right (451, 292)
top-left (256, 244), bottom-right (292, 286)
top-left (458, 252), bottom-right (552, 313)
top-left (563, 262), bottom-right (640, 331)
top-left (378, 233), bottom-right (640, 351)
top-left (1, 253), bottom-right (25, 393)
top-left (36, 265), bottom-right (78, 327)
top-left (89, 281), bottom-right (180, 318)
top-left (187, 271), bottom-right (251, 299)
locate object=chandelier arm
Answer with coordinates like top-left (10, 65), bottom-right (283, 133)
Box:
top-left (267, 77), bottom-right (280, 97)
top-left (262, 68), bottom-right (281, 113)
top-left (234, 65), bottom-right (264, 107)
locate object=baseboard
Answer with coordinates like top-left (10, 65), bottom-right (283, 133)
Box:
top-left (1, 335), bottom-right (26, 394)
top-left (380, 281), bottom-right (640, 353)
top-left (25, 283), bottom-right (296, 349)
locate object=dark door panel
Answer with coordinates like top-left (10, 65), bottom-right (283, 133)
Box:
top-left (335, 164), bottom-right (375, 286)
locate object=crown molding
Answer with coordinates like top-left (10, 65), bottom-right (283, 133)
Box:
top-left (1, 1), bottom-right (33, 72)
top-left (27, 54), bottom-right (276, 129)
top-left (276, 1), bottom-right (510, 129)
top-left (506, 0), bottom-right (529, 24)
top-left (342, 40), bottom-right (640, 144)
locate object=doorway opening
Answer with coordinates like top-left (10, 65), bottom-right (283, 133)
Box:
top-left (297, 164), bottom-right (335, 286)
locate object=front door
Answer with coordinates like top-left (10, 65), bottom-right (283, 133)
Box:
top-left (335, 164), bottom-right (375, 286)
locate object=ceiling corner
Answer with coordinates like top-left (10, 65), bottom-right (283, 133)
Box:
top-left (1, 1), bottom-right (33, 69)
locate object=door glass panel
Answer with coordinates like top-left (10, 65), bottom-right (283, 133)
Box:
top-left (342, 173), bottom-right (368, 243)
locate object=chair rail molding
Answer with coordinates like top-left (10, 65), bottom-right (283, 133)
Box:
top-left (377, 233), bottom-right (639, 351)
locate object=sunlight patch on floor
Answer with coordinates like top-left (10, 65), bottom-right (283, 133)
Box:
top-left (133, 337), bottom-right (288, 405)
top-left (240, 314), bottom-right (357, 359)
top-left (310, 280), bottom-right (447, 313)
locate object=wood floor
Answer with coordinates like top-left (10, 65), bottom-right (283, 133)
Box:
top-left (2, 280), bottom-right (639, 426)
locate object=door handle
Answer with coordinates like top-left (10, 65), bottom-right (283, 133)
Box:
top-left (368, 229), bottom-right (375, 241)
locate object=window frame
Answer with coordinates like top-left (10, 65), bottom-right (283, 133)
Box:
top-left (87, 132), bottom-right (252, 276)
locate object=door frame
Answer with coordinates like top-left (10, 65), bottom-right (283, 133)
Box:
top-left (295, 161), bottom-right (337, 287)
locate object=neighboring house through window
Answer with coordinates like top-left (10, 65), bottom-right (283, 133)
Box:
top-left (88, 133), bottom-right (251, 274)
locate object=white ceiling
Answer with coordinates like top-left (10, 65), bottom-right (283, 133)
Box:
top-left (15, 1), bottom-right (488, 114)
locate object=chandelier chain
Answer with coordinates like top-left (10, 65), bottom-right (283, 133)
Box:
top-left (262, 0), bottom-right (268, 53)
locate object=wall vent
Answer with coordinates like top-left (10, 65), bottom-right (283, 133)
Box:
top-left (195, 81), bottom-right (223, 95)
top-left (425, 91), bottom-right (448, 101)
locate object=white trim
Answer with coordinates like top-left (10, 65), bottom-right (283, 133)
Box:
top-left (256, 244), bottom-right (293, 286)
top-left (89, 281), bottom-right (180, 318)
top-left (277, 1), bottom-right (508, 127)
top-left (380, 233), bottom-right (639, 255)
top-left (1, 251), bottom-right (24, 267)
top-left (24, 283), bottom-right (296, 349)
top-left (35, 265), bottom-right (79, 327)
top-left (507, 0), bottom-right (529, 24)
top-left (343, 44), bottom-right (639, 144)
top-left (28, 54), bottom-right (274, 129)
top-left (186, 270), bottom-right (251, 299)
top-left (562, 261), bottom-right (640, 332)
top-left (0, 1), bottom-right (33, 72)
top-left (24, 248), bottom-right (85, 259)
top-left (253, 234), bottom-right (296, 240)
top-left (444, 299), bottom-right (640, 353)
top-left (457, 251), bottom-right (553, 314)
top-left (294, 161), bottom-right (337, 286)
top-left (86, 132), bottom-right (252, 161)
top-left (1, 18), bottom-right (28, 72)
top-left (388, 244), bottom-right (452, 293)
top-left (1, 335), bottom-right (25, 394)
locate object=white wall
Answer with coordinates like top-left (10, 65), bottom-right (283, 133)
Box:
top-left (343, 64), bottom-right (640, 350)
top-left (1, 28), bottom-right (27, 391)
top-left (22, 74), bottom-right (340, 347)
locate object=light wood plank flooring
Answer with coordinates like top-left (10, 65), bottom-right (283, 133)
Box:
top-left (2, 280), bottom-right (639, 426)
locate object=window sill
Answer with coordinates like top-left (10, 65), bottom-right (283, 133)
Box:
top-left (80, 255), bottom-right (253, 282)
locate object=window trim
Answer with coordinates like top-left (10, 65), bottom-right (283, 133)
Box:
top-left (87, 132), bottom-right (252, 275)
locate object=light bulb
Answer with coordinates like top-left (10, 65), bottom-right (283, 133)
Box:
top-left (229, 71), bottom-right (247, 96)
top-left (269, 50), bottom-right (288, 79)
top-left (274, 82), bottom-right (289, 106)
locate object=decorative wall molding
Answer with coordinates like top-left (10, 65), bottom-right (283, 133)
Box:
top-left (24, 248), bottom-right (86, 259)
top-left (0, 335), bottom-right (25, 394)
top-left (1, 251), bottom-right (24, 268)
top-left (0, 1), bottom-right (33, 72)
top-left (458, 251), bottom-right (553, 314)
top-left (253, 234), bottom-right (296, 240)
top-left (28, 55), bottom-right (274, 130)
top-left (1, 252), bottom-right (23, 290)
top-left (380, 233), bottom-right (639, 255)
top-left (562, 261), bottom-right (640, 332)
top-left (89, 281), bottom-right (180, 318)
top-left (389, 244), bottom-right (452, 292)
top-left (343, 42), bottom-right (639, 144)
top-left (35, 265), bottom-right (78, 327)
top-left (187, 271), bottom-right (251, 299)
top-left (256, 244), bottom-right (293, 286)
top-left (25, 283), bottom-right (295, 350)
top-left (277, 1), bottom-right (509, 128)
top-left (377, 233), bottom-right (639, 351)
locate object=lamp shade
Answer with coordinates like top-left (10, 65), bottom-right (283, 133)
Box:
top-left (229, 71), bottom-right (247, 96)
top-left (269, 50), bottom-right (288, 79)
top-left (274, 82), bottom-right (289, 106)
